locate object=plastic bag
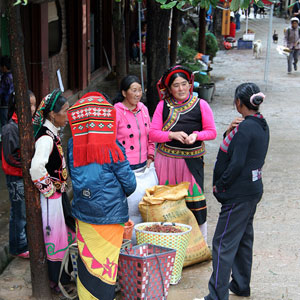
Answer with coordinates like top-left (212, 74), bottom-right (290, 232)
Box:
top-left (139, 182), bottom-right (211, 266)
top-left (127, 163), bottom-right (158, 244)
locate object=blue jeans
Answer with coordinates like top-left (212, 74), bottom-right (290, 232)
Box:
top-left (287, 49), bottom-right (300, 72)
top-left (235, 13), bottom-right (241, 30)
top-left (6, 175), bottom-right (28, 255)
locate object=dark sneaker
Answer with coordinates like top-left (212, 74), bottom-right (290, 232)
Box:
top-left (294, 63), bottom-right (297, 71)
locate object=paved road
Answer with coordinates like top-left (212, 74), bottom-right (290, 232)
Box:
top-left (1, 13), bottom-right (300, 300)
top-left (168, 13), bottom-right (300, 300)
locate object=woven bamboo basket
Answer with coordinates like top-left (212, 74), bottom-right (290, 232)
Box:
top-left (135, 222), bottom-right (192, 284)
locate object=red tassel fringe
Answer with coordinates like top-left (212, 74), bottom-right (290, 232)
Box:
top-left (72, 143), bottom-right (125, 167)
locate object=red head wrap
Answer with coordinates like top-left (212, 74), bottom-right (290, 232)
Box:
top-left (68, 92), bottom-right (125, 167)
top-left (156, 65), bottom-right (194, 101)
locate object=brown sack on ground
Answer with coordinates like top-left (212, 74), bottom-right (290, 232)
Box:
top-left (139, 182), bottom-right (211, 267)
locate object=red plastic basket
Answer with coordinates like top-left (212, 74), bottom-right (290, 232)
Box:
top-left (118, 243), bottom-right (176, 300)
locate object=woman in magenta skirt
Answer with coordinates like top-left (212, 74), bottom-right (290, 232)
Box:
top-left (149, 65), bottom-right (217, 241)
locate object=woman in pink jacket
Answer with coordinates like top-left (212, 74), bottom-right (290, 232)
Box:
top-left (114, 75), bottom-right (155, 170)
top-left (149, 65), bottom-right (217, 241)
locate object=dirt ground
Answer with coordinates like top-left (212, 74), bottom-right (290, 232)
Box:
top-left (0, 13), bottom-right (300, 300)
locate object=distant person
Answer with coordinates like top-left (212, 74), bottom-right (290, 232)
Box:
top-left (206, 6), bottom-right (213, 31)
top-left (253, 3), bottom-right (259, 18)
top-left (137, 35), bottom-right (146, 62)
top-left (224, 17), bottom-right (236, 39)
top-left (129, 28), bottom-right (139, 63)
top-left (0, 56), bottom-right (14, 128)
top-left (194, 82), bottom-right (269, 300)
top-left (2, 90), bottom-right (36, 259)
top-left (292, 0), bottom-right (300, 21)
top-left (234, 10), bottom-right (241, 31)
top-left (284, 17), bottom-right (300, 73)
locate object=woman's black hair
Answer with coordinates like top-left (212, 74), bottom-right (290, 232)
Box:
top-left (0, 56), bottom-right (11, 70)
top-left (162, 65), bottom-right (192, 88)
top-left (7, 90), bottom-right (35, 120)
top-left (44, 89), bottom-right (67, 119)
top-left (113, 75), bottom-right (141, 104)
top-left (234, 82), bottom-right (264, 111)
top-left (167, 72), bottom-right (189, 87)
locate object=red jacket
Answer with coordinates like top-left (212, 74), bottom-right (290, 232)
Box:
top-left (225, 22), bottom-right (236, 38)
top-left (1, 113), bottom-right (22, 177)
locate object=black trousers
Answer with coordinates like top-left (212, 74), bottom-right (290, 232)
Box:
top-left (205, 195), bottom-right (262, 300)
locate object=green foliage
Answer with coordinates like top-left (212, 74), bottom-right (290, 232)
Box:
top-left (205, 32), bottom-right (219, 59)
top-left (180, 28), bottom-right (198, 50)
top-left (178, 28), bottom-right (218, 60)
top-left (177, 29), bottom-right (218, 83)
top-left (256, 0), bottom-right (265, 8)
top-left (230, 0), bottom-right (240, 11)
top-left (161, 1), bottom-right (178, 8)
top-left (177, 45), bottom-right (198, 63)
top-left (181, 62), bottom-right (211, 83)
top-left (13, 0), bottom-right (27, 6)
top-left (155, 0), bottom-right (254, 10)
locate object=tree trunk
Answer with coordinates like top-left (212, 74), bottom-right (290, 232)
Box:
top-left (7, 2), bottom-right (52, 299)
top-left (212, 7), bottom-right (223, 47)
top-left (198, 7), bottom-right (206, 54)
top-left (146, 0), bottom-right (171, 115)
top-left (170, 8), bottom-right (180, 66)
top-left (112, 0), bottom-right (127, 86)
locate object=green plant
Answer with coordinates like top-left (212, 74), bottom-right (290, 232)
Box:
top-left (181, 62), bottom-right (211, 84)
top-left (155, 0), bottom-right (257, 11)
top-left (205, 32), bottom-right (219, 60)
top-left (180, 28), bottom-right (198, 50)
top-left (177, 45), bottom-right (198, 63)
top-left (179, 29), bottom-right (219, 60)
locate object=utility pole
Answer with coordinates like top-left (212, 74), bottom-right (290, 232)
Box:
top-left (264, 3), bottom-right (274, 88)
top-left (7, 1), bottom-right (52, 299)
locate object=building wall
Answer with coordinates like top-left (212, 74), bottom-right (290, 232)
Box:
top-left (48, 0), bottom-right (69, 92)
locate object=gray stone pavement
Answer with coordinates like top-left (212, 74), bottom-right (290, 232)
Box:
top-left (1, 12), bottom-right (300, 300)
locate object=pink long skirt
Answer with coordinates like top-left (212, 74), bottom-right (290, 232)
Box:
top-left (154, 152), bottom-right (207, 225)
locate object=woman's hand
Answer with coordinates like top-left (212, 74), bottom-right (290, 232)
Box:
top-left (185, 133), bottom-right (198, 145)
top-left (146, 158), bottom-right (153, 168)
top-left (226, 117), bottom-right (244, 136)
top-left (169, 131), bottom-right (188, 144)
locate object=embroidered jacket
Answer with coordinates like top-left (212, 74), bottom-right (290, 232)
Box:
top-left (213, 114), bottom-right (269, 204)
top-left (150, 95), bottom-right (216, 159)
top-left (30, 120), bottom-right (68, 197)
top-left (149, 98), bottom-right (217, 158)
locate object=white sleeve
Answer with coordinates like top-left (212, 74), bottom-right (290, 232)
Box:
top-left (30, 135), bottom-right (54, 181)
